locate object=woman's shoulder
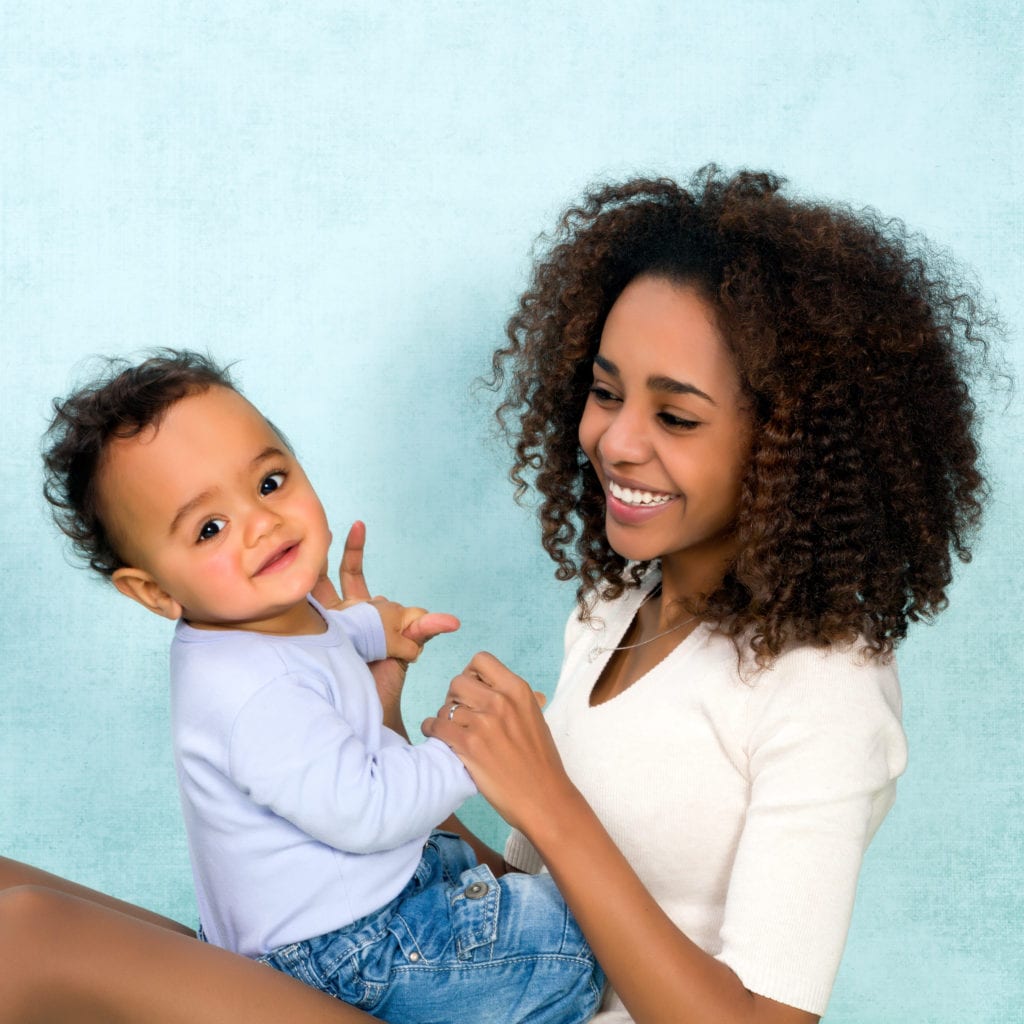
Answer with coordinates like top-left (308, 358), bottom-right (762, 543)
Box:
top-left (750, 637), bottom-right (901, 703)
top-left (740, 638), bottom-right (907, 775)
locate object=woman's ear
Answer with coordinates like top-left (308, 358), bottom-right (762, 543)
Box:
top-left (111, 567), bottom-right (183, 621)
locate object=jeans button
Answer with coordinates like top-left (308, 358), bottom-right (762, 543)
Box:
top-left (464, 881), bottom-right (489, 900)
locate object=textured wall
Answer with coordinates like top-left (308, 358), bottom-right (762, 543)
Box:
top-left (1, 3), bottom-right (1020, 1019)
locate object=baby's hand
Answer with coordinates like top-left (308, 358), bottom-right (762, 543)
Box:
top-left (371, 597), bottom-right (460, 664)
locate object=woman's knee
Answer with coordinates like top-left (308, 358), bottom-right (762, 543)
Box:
top-left (0, 886), bottom-right (73, 1016)
top-left (0, 884), bottom-right (68, 939)
top-left (0, 883), bottom-right (85, 989)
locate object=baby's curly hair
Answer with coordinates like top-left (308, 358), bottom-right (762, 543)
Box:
top-left (491, 166), bottom-right (993, 662)
top-left (43, 349), bottom-right (237, 577)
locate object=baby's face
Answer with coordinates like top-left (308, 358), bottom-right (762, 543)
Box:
top-left (99, 386), bottom-right (331, 634)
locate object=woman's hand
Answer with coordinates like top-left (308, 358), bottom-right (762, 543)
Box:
top-left (314, 521), bottom-right (459, 734)
top-left (311, 519), bottom-right (373, 613)
top-left (314, 522), bottom-right (458, 641)
top-left (422, 652), bottom-right (576, 836)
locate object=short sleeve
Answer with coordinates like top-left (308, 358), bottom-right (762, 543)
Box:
top-left (715, 647), bottom-right (907, 1014)
top-left (504, 828), bottom-right (545, 873)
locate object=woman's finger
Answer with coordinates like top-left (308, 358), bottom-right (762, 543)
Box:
top-left (310, 572), bottom-right (343, 609)
top-left (339, 520), bottom-right (373, 601)
top-left (462, 650), bottom-right (534, 694)
top-left (443, 671), bottom-right (496, 711)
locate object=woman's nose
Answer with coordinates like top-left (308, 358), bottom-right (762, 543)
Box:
top-left (597, 403), bottom-right (651, 466)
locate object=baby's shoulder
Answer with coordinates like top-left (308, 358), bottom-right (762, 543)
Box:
top-left (170, 627), bottom-right (295, 700)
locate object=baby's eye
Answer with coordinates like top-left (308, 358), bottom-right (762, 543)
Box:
top-left (197, 518), bottom-right (227, 543)
top-left (260, 472), bottom-right (286, 496)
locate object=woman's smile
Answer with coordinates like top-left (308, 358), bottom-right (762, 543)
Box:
top-left (607, 479), bottom-right (678, 507)
top-left (604, 477), bottom-right (682, 526)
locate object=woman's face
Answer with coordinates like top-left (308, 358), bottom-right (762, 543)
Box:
top-left (578, 275), bottom-right (752, 590)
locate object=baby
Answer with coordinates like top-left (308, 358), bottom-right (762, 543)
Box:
top-left (42, 350), bottom-right (603, 1024)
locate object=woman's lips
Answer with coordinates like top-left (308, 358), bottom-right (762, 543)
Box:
top-left (604, 478), bottom-right (680, 525)
top-left (607, 479), bottom-right (676, 506)
top-left (605, 490), bottom-right (680, 525)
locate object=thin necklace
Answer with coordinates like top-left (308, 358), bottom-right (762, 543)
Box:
top-left (588, 586), bottom-right (698, 662)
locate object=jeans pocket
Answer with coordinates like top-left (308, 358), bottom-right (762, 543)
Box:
top-left (309, 931), bottom-right (393, 1011)
top-left (449, 864), bottom-right (500, 959)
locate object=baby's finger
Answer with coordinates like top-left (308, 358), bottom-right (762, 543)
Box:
top-left (403, 613), bottom-right (461, 645)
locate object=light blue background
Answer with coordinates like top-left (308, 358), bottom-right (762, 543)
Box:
top-left (1, 3), bottom-right (1020, 1020)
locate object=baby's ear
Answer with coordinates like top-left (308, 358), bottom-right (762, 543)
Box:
top-left (111, 567), bottom-right (183, 621)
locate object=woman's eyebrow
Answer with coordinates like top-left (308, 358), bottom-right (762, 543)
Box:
top-left (647, 374), bottom-right (716, 405)
top-left (593, 353), bottom-right (716, 406)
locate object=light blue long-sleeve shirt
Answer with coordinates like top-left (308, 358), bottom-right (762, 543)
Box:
top-left (169, 597), bottom-right (476, 957)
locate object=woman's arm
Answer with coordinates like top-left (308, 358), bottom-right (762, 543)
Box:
top-left (423, 652), bottom-right (819, 1024)
top-left (0, 858), bottom-right (373, 1023)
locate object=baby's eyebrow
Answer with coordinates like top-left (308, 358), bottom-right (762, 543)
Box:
top-left (251, 445), bottom-right (287, 466)
top-left (169, 489), bottom-right (215, 537)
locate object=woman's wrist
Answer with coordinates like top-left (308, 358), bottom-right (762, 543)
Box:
top-left (371, 657), bottom-right (410, 737)
top-left (515, 777), bottom-right (594, 863)
top-left (382, 708), bottom-right (409, 738)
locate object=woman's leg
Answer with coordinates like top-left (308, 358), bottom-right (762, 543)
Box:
top-left (0, 879), bottom-right (374, 1023)
top-left (0, 856), bottom-right (192, 935)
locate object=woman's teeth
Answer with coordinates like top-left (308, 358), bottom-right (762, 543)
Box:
top-left (608, 481), bottom-right (674, 506)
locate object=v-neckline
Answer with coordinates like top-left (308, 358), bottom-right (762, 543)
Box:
top-left (586, 581), bottom-right (702, 709)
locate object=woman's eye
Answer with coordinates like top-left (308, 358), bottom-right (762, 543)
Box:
top-left (197, 518), bottom-right (227, 542)
top-left (260, 472), bottom-right (286, 496)
top-left (588, 385), bottom-right (620, 404)
top-left (660, 412), bottom-right (699, 430)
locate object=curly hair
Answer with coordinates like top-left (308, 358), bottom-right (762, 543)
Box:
top-left (490, 166), bottom-right (993, 662)
top-left (42, 349), bottom-right (237, 577)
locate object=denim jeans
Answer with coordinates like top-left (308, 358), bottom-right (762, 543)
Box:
top-left (254, 831), bottom-right (604, 1024)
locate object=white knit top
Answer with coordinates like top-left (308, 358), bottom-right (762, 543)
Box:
top-left (505, 582), bottom-right (907, 1018)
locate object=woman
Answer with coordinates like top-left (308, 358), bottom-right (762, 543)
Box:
top-left (422, 167), bottom-right (990, 1022)
top-left (0, 167), bottom-right (990, 1022)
